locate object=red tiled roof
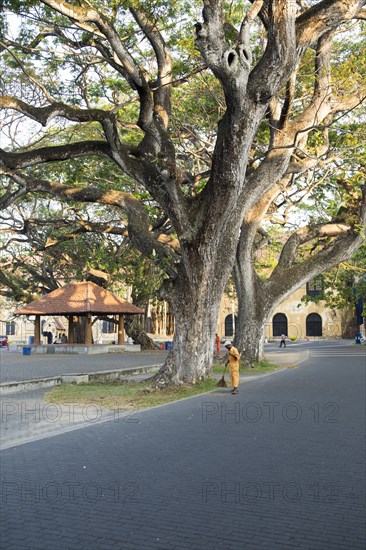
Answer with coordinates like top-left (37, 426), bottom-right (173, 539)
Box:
top-left (15, 282), bottom-right (144, 316)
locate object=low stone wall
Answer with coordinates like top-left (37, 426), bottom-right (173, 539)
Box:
top-left (107, 344), bottom-right (141, 353)
top-left (0, 365), bottom-right (159, 394)
top-left (64, 365), bottom-right (159, 384)
top-left (0, 376), bottom-right (62, 395)
top-left (16, 344), bottom-right (141, 355)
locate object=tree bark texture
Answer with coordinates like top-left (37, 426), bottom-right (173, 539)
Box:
top-left (124, 315), bottom-right (158, 350)
top-left (154, 264), bottom-right (223, 384)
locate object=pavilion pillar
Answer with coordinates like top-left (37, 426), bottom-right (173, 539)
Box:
top-left (118, 315), bottom-right (125, 345)
top-left (68, 316), bottom-right (75, 344)
top-left (85, 315), bottom-right (93, 345)
top-left (34, 315), bottom-right (41, 345)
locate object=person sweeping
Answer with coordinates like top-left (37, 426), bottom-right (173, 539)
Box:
top-left (224, 341), bottom-right (240, 395)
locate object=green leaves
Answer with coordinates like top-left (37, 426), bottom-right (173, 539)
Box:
top-left (302, 245), bottom-right (366, 314)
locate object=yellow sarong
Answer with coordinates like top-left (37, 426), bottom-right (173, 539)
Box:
top-left (228, 346), bottom-right (240, 387)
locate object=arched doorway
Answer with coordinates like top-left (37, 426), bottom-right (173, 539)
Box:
top-left (225, 315), bottom-right (237, 337)
top-left (273, 313), bottom-right (288, 336)
top-left (306, 313), bottom-right (322, 337)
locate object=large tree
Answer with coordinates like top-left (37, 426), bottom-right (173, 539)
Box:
top-left (0, 1), bottom-right (365, 383)
top-left (233, 26), bottom-right (366, 362)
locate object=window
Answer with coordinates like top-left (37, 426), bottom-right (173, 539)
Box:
top-left (224, 315), bottom-right (237, 337)
top-left (306, 276), bottom-right (324, 297)
top-left (6, 321), bottom-right (15, 336)
top-left (306, 313), bottom-right (322, 337)
top-left (272, 313), bottom-right (288, 336)
top-left (102, 320), bottom-right (115, 334)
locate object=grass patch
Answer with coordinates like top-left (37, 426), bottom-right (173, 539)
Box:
top-left (46, 378), bottom-right (218, 410)
top-left (249, 359), bottom-right (282, 373)
top-left (46, 359), bottom-right (283, 412)
top-left (213, 359), bottom-right (281, 375)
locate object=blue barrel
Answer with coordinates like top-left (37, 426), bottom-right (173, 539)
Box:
top-left (165, 341), bottom-right (172, 350)
top-left (23, 346), bottom-right (31, 356)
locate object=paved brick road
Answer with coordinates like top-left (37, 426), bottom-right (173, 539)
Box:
top-left (0, 344), bottom-right (365, 549)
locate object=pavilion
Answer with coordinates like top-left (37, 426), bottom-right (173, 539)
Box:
top-left (15, 281), bottom-right (144, 346)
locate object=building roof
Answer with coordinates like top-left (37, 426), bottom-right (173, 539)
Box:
top-left (14, 282), bottom-right (144, 316)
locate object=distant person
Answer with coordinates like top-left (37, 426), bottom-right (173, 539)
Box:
top-left (61, 334), bottom-right (67, 343)
top-left (215, 333), bottom-right (221, 356)
top-left (1, 338), bottom-right (9, 350)
top-left (224, 341), bottom-right (240, 395)
top-left (279, 334), bottom-right (286, 348)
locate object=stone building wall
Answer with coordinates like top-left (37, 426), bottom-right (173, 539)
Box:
top-left (216, 283), bottom-right (354, 340)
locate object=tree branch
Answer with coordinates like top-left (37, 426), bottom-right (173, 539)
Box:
top-left (296, 0), bottom-right (365, 49)
top-left (0, 141), bottom-right (112, 170)
top-left (39, 0), bottom-right (166, 157)
top-left (248, 0), bottom-right (297, 103)
top-left (0, 96), bottom-right (114, 126)
top-left (274, 213), bottom-right (363, 272)
top-left (130, 7), bottom-right (172, 129)
top-left (263, 185), bottom-right (366, 305)
top-left (40, 219), bottom-right (180, 252)
top-left (1, 172), bottom-right (179, 277)
top-left (0, 40), bottom-right (55, 103)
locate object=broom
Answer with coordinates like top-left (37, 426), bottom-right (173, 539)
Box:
top-left (216, 364), bottom-right (228, 387)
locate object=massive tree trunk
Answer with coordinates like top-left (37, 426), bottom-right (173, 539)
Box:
top-left (154, 231), bottom-right (241, 384)
top-left (154, 285), bottom-right (221, 385)
top-left (236, 308), bottom-right (267, 366)
top-left (73, 316), bottom-right (93, 344)
top-left (234, 272), bottom-right (267, 365)
top-left (124, 314), bottom-right (158, 350)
